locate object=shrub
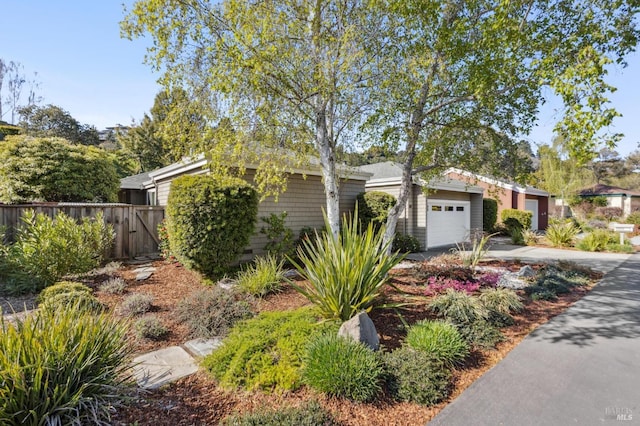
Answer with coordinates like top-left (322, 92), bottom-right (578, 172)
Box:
top-left (405, 320), bottom-right (469, 367)
top-left (586, 219), bottom-right (608, 230)
top-left (303, 334), bottom-right (383, 402)
top-left (510, 226), bottom-right (524, 245)
top-left (501, 209), bottom-right (532, 231)
top-left (357, 191), bottom-right (397, 231)
top-left (157, 218), bottom-right (174, 261)
top-left (176, 286), bottom-right (253, 338)
top-left (166, 175), bottom-right (258, 277)
top-left (203, 307), bottom-right (337, 392)
top-left (522, 229), bottom-right (539, 245)
top-left (0, 135), bottom-right (119, 203)
top-left (483, 198), bottom-right (498, 232)
top-left (290, 212), bottom-right (402, 321)
top-left (392, 233), bottom-right (421, 253)
top-left (384, 346), bottom-right (452, 406)
top-left (260, 212), bottom-right (295, 260)
top-left (424, 276), bottom-right (480, 296)
top-left (455, 233), bottom-right (492, 267)
top-left (40, 291), bottom-right (104, 314)
top-left (134, 315), bottom-right (169, 340)
top-left (625, 211), bottom-right (640, 225)
top-left (478, 287), bottom-right (523, 315)
top-left (0, 304), bottom-right (132, 425)
top-left (577, 229), bottom-right (613, 252)
top-left (99, 276), bottom-right (127, 294)
top-left (220, 401), bottom-right (338, 426)
top-left (545, 221), bottom-right (578, 247)
top-left (429, 288), bottom-right (488, 326)
top-left (595, 206), bottom-right (623, 220)
top-left (2, 210), bottom-right (114, 293)
top-left (606, 242), bottom-right (634, 253)
top-left (120, 293), bottom-right (154, 316)
top-left (38, 280), bottom-right (92, 303)
top-left (236, 255), bottom-right (285, 297)
top-left (457, 320), bottom-right (505, 349)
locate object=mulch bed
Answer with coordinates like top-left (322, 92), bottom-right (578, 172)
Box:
top-left (87, 258), bottom-right (599, 425)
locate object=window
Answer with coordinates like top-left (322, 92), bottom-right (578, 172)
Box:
top-left (431, 205), bottom-right (442, 211)
top-left (445, 206), bottom-right (454, 211)
top-left (456, 206), bottom-right (465, 212)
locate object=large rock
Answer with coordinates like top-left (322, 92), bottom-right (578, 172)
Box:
top-left (517, 265), bottom-right (536, 278)
top-left (338, 311), bottom-right (379, 351)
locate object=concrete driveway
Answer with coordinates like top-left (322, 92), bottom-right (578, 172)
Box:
top-left (429, 252), bottom-right (640, 425)
top-left (407, 240), bottom-right (632, 274)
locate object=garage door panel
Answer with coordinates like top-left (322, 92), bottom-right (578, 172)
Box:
top-left (427, 200), bottom-right (470, 248)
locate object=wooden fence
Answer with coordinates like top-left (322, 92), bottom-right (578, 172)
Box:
top-left (0, 203), bottom-right (165, 259)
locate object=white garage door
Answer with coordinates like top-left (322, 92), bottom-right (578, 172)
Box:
top-left (427, 200), bottom-right (471, 248)
top-left (525, 199), bottom-right (539, 230)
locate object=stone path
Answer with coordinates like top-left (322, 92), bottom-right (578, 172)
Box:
top-left (132, 338), bottom-right (222, 389)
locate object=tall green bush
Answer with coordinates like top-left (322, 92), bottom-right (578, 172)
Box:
top-left (357, 191), bottom-right (396, 231)
top-left (289, 212), bottom-right (402, 321)
top-left (0, 135), bottom-right (119, 203)
top-left (483, 198), bottom-right (498, 232)
top-left (166, 175), bottom-right (258, 277)
top-left (2, 210), bottom-right (114, 294)
top-left (0, 305), bottom-right (133, 425)
top-left (501, 208), bottom-right (532, 231)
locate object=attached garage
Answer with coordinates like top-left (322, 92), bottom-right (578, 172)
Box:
top-left (427, 200), bottom-right (471, 247)
top-left (358, 162), bottom-right (483, 250)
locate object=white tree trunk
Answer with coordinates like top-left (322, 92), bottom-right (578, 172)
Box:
top-left (316, 107), bottom-right (340, 239)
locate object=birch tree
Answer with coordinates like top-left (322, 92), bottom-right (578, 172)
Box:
top-left (122, 0), bottom-right (384, 236)
top-left (367, 0), bottom-right (638, 247)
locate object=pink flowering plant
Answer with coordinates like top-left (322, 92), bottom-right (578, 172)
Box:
top-left (424, 272), bottom-right (501, 296)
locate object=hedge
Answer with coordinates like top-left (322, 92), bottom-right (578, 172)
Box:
top-left (483, 199), bottom-right (498, 232)
top-left (501, 208), bottom-right (532, 231)
top-left (357, 191), bottom-right (396, 231)
top-left (166, 175), bottom-right (258, 277)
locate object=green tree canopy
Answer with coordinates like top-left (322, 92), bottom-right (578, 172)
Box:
top-left (18, 104), bottom-right (99, 145)
top-left (122, 0), bottom-right (639, 242)
top-left (0, 135), bottom-right (119, 203)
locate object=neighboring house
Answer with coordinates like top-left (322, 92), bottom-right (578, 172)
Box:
top-left (358, 162), bottom-right (484, 249)
top-left (577, 184), bottom-right (640, 217)
top-left (445, 168), bottom-right (549, 231)
top-left (119, 171), bottom-right (152, 205)
top-left (119, 154), bottom-right (370, 260)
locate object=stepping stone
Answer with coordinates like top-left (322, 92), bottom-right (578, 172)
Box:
top-left (132, 346), bottom-right (198, 389)
top-left (135, 271), bottom-right (153, 281)
top-left (217, 277), bottom-right (236, 290)
top-left (132, 265), bottom-right (155, 273)
top-left (183, 338), bottom-right (223, 358)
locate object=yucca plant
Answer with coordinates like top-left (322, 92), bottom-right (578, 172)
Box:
top-left (455, 233), bottom-right (493, 268)
top-left (0, 304), bottom-right (133, 425)
top-left (236, 254), bottom-right (285, 297)
top-left (288, 211), bottom-right (402, 321)
top-left (545, 222), bottom-right (578, 247)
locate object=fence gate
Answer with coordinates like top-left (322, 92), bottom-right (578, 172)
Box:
top-left (0, 204), bottom-right (165, 259)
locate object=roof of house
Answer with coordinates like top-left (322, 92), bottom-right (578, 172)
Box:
top-left (358, 161), bottom-right (483, 194)
top-left (579, 184), bottom-right (640, 197)
top-left (445, 167), bottom-right (548, 197)
top-left (120, 171), bottom-right (152, 190)
top-left (120, 153), bottom-right (372, 190)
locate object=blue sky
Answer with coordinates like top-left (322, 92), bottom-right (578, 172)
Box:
top-left (1, 1), bottom-right (639, 156)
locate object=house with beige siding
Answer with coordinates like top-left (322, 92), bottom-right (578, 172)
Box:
top-left (120, 154), bottom-right (370, 260)
top-left (358, 162), bottom-right (484, 249)
top-left (445, 168), bottom-right (549, 231)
